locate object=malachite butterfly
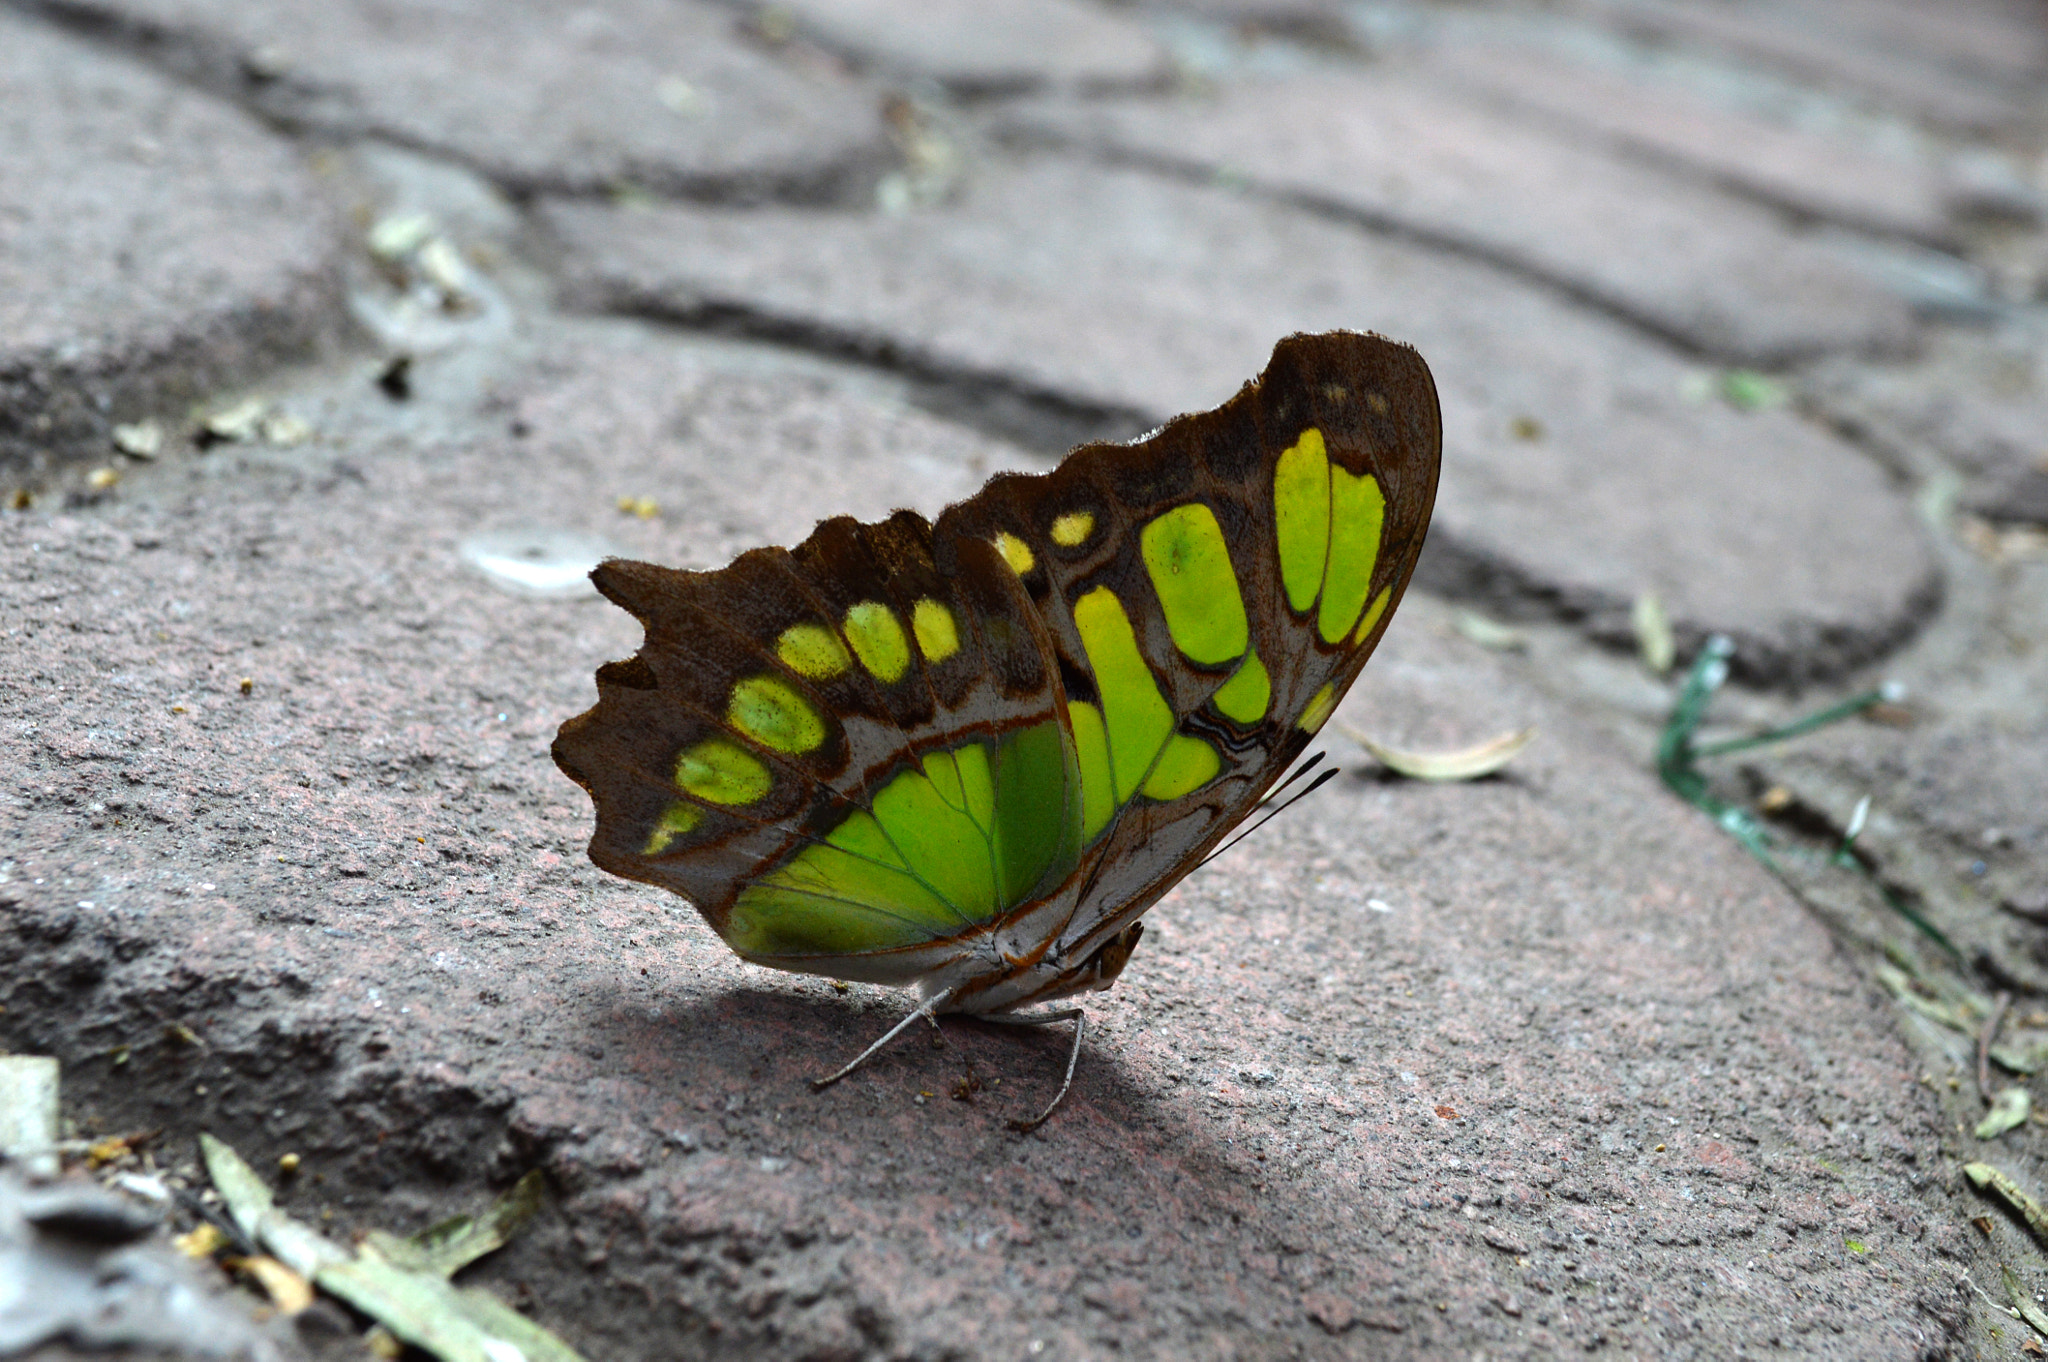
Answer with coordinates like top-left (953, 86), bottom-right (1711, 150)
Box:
top-left (554, 331), bottom-right (1442, 1128)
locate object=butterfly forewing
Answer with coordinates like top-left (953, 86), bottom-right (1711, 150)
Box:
top-left (931, 333), bottom-right (1441, 976)
top-left (554, 330), bottom-right (1441, 1002)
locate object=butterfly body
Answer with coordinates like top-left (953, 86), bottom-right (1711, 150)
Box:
top-left (555, 331), bottom-right (1441, 1097)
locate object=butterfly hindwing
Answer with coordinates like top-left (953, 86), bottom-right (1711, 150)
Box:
top-left (554, 513), bottom-right (1084, 984)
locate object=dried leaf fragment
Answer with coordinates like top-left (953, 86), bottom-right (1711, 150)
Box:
top-left (1339, 725), bottom-right (1535, 782)
top-left (1451, 610), bottom-right (1526, 652)
top-left (174, 1223), bottom-right (227, 1259)
top-left (228, 1254), bottom-right (314, 1314)
top-left (1978, 1088), bottom-right (2033, 1140)
top-left (202, 397), bottom-right (269, 443)
top-left (1965, 1162), bottom-right (2048, 1247)
top-left (0, 1054), bottom-right (60, 1179)
top-left (200, 1134), bottom-right (585, 1362)
top-left (112, 420), bottom-right (163, 459)
top-left (368, 212), bottom-right (437, 262)
top-left (2007, 1266), bottom-right (2048, 1339)
top-left (1632, 592), bottom-right (1675, 673)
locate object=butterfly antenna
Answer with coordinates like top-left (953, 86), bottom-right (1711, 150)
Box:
top-left (1197, 760), bottom-right (1342, 870)
top-left (1262, 749), bottom-right (1328, 802)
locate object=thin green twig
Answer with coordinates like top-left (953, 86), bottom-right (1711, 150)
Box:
top-left (1655, 637), bottom-right (1957, 959)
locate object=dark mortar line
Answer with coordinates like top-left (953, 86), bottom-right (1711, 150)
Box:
top-left (1414, 533), bottom-right (1945, 690)
top-left (1422, 80), bottom-right (1963, 256)
top-left (565, 285), bottom-right (1159, 459)
top-left (686, 0), bottom-right (1179, 106)
top-left (1602, 148), bottom-right (1959, 259)
top-left (992, 125), bottom-right (1910, 371)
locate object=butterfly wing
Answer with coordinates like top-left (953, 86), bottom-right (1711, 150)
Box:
top-left (553, 510), bottom-right (1086, 985)
top-left (934, 330), bottom-right (1441, 988)
top-left (553, 330), bottom-right (1440, 999)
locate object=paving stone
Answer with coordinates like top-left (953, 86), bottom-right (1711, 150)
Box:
top-left (544, 154), bottom-right (1939, 682)
top-left (1417, 38), bottom-right (1956, 246)
top-left (774, 0), bottom-right (1169, 94)
top-left (1004, 71), bottom-right (1918, 364)
top-left (1808, 330), bottom-right (2048, 524)
top-left (0, 10), bottom-right (344, 486)
top-left (32, 0), bottom-right (891, 200)
top-left (0, 339), bottom-right (1975, 1358)
top-left (1573, 0), bottom-right (2048, 135)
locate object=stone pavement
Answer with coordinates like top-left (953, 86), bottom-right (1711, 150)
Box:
top-left (3, 0), bottom-right (2047, 1357)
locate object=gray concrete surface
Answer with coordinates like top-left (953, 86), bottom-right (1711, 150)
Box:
top-left (5, 0), bottom-right (2048, 1358)
top-left (0, 9), bottom-right (344, 483)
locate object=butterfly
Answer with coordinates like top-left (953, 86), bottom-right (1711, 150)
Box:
top-left (553, 330), bottom-right (1442, 1129)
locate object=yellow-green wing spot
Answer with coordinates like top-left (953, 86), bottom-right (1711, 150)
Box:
top-left (1351, 586), bottom-right (1392, 646)
top-left (1141, 503), bottom-right (1249, 666)
top-left (641, 802), bottom-right (703, 856)
top-left (1317, 465), bottom-right (1385, 643)
top-left (725, 721), bottom-right (1080, 959)
top-left (912, 597), bottom-right (960, 663)
top-left (844, 601), bottom-right (910, 683)
top-left (676, 738), bottom-right (771, 805)
top-left (1297, 683), bottom-right (1338, 734)
top-left (1211, 647), bottom-right (1271, 724)
top-left (729, 675), bottom-right (827, 754)
top-left (777, 623), bottom-right (851, 680)
top-left (1067, 700), bottom-right (1115, 841)
top-left (995, 532), bottom-right (1035, 576)
top-left (1274, 427), bottom-right (1330, 614)
top-left (1050, 511), bottom-right (1095, 547)
top-left (1074, 587), bottom-right (1174, 805)
top-left (1141, 734), bottom-right (1220, 800)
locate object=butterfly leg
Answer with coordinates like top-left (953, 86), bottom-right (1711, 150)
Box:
top-left (811, 984), bottom-right (959, 1092)
top-left (978, 1007), bottom-right (1086, 1134)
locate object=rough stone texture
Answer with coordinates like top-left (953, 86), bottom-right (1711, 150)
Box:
top-left (1003, 72), bottom-right (1918, 364)
top-left (1572, 0), bottom-right (2048, 135)
top-left (1808, 331), bottom-right (2048, 524)
top-left (8, 0), bottom-right (2048, 1354)
top-left (544, 154), bottom-right (1939, 682)
top-left (28, 0), bottom-right (892, 200)
top-left (775, 0), bottom-right (1170, 94)
top-left (0, 339), bottom-right (1978, 1358)
top-left (1418, 38), bottom-right (1957, 246)
top-left (0, 10), bottom-right (344, 484)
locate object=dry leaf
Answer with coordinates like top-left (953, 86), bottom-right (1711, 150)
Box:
top-left (1965, 1162), bottom-right (2048, 1247)
top-left (228, 1254), bottom-right (314, 1314)
top-left (174, 1223), bottom-right (227, 1259)
top-left (1451, 610), bottom-right (1526, 652)
top-left (1632, 592), bottom-right (1675, 673)
top-left (1979, 1088), bottom-right (2033, 1140)
top-left (112, 420), bottom-right (163, 459)
top-left (202, 398), bottom-right (268, 443)
top-left (1339, 725), bottom-right (1535, 782)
